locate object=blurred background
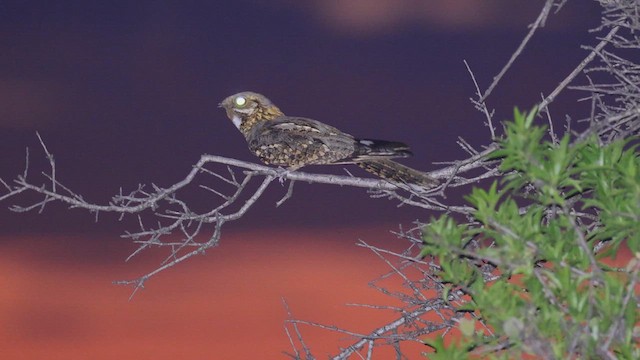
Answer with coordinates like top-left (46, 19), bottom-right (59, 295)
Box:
top-left (0, 1), bottom-right (604, 359)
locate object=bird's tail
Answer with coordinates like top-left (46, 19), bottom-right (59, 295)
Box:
top-left (357, 159), bottom-right (439, 188)
top-left (352, 139), bottom-right (413, 159)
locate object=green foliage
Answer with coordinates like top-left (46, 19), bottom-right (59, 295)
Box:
top-left (423, 336), bottom-right (475, 360)
top-left (422, 108), bottom-right (640, 359)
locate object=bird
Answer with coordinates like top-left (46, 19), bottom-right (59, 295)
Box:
top-left (218, 91), bottom-right (439, 187)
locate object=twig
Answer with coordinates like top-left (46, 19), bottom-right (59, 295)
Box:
top-left (283, 298), bottom-right (314, 360)
top-left (480, 0), bottom-right (555, 102)
top-left (276, 180), bottom-right (295, 207)
top-left (539, 26), bottom-right (620, 112)
top-left (465, 60), bottom-right (496, 139)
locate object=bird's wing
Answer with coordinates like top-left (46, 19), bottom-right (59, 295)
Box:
top-left (267, 117), bottom-right (352, 138)
top-left (260, 116), bottom-right (356, 151)
top-left (247, 117), bottom-right (357, 166)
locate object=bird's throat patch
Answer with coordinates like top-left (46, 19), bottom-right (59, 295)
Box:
top-left (232, 115), bottom-right (242, 129)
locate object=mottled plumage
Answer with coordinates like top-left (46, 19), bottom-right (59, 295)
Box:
top-left (219, 91), bottom-right (438, 187)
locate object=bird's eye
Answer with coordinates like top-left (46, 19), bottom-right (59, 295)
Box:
top-left (234, 96), bottom-right (247, 107)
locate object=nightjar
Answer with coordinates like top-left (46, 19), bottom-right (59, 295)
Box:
top-left (219, 91), bottom-right (438, 187)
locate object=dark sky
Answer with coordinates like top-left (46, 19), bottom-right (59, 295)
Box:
top-left (0, 1), bottom-right (604, 234)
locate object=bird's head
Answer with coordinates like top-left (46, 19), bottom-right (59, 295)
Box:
top-left (219, 91), bottom-right (283, 136)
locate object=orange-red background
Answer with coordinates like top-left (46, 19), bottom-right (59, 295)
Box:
top-left (1, 227), bottom-right (434, 359)
top-left (2, 230), bottom-right (633, 359)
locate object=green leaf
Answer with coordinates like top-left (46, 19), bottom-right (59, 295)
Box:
top-left (459, 318), bottom-right (476, 338)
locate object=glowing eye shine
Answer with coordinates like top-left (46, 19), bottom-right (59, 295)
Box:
top-left (234, 96), bottom-right (247, 107)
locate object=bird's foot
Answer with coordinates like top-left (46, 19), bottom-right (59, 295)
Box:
top-left (275, 167), bottom-right (291, 185)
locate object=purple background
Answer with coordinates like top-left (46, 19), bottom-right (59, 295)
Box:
top-left (0, 1), bottom-right (602, 234)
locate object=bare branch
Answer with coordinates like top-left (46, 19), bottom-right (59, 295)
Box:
top-left (465, 60), bottom-right (496, 139)
top-left (276, 180), bottom-right (295, 207)
top-left (480, 0), bottom-right (556, 102)
top-left (539, 25), bottom-right (621, 112)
